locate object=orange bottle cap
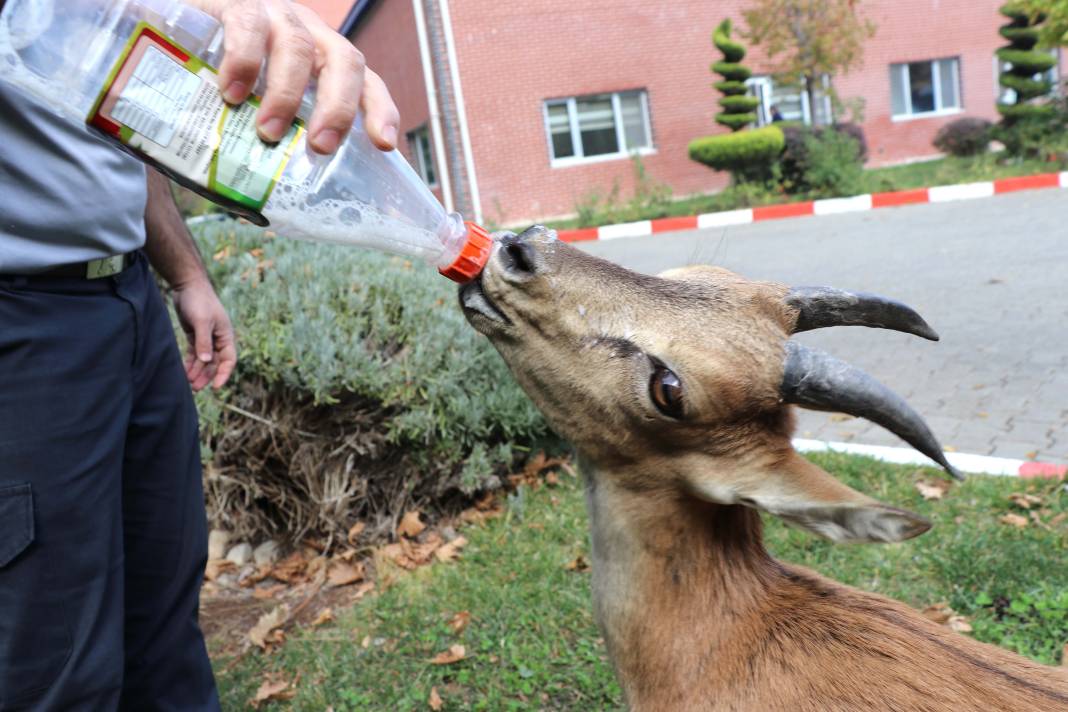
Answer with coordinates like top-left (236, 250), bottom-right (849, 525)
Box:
top-left (439, 222), bottom-right (492, 283)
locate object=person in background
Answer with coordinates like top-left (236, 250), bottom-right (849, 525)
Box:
top-left (0, 1), bottom-right (399, 709)
top-left (770, 104), bottom-right (785, 122)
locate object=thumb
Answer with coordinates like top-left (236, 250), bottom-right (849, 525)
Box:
top-left (193, 317), bottom-right (215, 363)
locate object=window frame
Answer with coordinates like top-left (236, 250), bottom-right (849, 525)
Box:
top-left (890, 57), bottom-right (963, 122)
top-left (747, 75), bottom-right (827, 126)
top-left (406, 125), bottom-right (438, 188)
top-left (542, 89), bottom-right (655, 168)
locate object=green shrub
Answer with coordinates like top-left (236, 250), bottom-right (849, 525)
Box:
top-left (996, 47), bottom-right (1057, 74)
top-left (997, 4), bottom-right (1055, 138)
top-left (796, 129), bottom-right (864, 197)
top-left (996, 102), bottom-right (1056, 120)
top-left (718, 95), bottom-right (761, 112)
top-left (187, 220), bottom-right (549, 544)
top-left (779, 124), bottom-right (867, 195)
top-left (933, 117), bottom-right (993, 157)
top-left (712, 19), bottom-right (745, 62)
top-left (688, 125), bottom-right (785, 182)
top-left (999, 73), bottom-right (1053, 96)
top-left (711, 61), bottom-right (752, 82)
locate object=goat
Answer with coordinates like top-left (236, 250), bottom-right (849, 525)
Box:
top-left (459, 226), bottom-right (1068, 711)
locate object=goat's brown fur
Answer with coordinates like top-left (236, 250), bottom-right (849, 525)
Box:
top-left (460, 226), bottom-right (1068, 711)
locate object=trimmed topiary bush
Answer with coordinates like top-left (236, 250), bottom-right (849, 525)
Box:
top-left (688, 126), bottom-right (785, 182)
top-left (712, 19), bottom-right (756, 131)
top-left (997, 4), bottom-right (1054, 124)
top-left (933, 117), bottom-right (993, 156)
top-left (186, 220), bottom-right (550, 544)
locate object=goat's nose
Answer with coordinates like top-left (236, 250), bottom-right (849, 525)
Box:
top-left (498, 234), bottom-right (539, 278)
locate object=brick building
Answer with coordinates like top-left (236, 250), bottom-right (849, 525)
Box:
top-left (300, 1), bottom-right (1055, 225)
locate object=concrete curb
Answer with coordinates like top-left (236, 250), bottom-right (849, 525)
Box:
top-left (793, 438), bottom-right (1068, 479)
top-left (557, 171), bottom-right (1068, 243)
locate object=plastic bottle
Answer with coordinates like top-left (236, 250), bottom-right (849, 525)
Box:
top-left (0, 0), bottom-right (491, 282)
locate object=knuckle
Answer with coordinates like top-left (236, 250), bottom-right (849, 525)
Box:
top-left (342, 44), bottom-right (365, 71)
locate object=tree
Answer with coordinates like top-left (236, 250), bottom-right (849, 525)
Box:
top-left (997, 3), bottom-right (1056, 123)
top-left (1009, 0), bottom-right (1068, 46)
top-left (742, 0), bottom-right (875, 124)
top-left (711, 19), bottom-right (760, 131)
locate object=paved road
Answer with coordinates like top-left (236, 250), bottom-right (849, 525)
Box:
top-left (579, 189), bottom-right (1068, 466)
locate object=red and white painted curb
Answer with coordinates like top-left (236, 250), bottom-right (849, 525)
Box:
top-left (556, 171), bottom-right (1068, 243)
top-left (794, 438), bottom-right (1068, 479)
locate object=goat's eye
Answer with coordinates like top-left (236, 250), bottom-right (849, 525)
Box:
top-left (649, 366), bottom-right (684, 418)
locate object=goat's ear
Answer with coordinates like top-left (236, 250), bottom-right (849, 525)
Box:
top-left (687, 452), bottom-right (931, 543)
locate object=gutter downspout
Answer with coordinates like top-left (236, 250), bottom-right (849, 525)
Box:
top-left (437, 0), bottom-right (482, 223)
top-left (412, 0), bottom-right (454, 212)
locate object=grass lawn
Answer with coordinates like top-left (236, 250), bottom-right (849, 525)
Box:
top-left (543, 155), bottom-right (1060, 230)
top-left (214, 452), bottom-right (1068, 710)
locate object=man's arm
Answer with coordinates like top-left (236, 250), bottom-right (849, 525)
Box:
top-left (144, 169), bottom-right (236, 391)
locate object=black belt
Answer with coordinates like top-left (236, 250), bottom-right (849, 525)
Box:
top-left (8, 253), bottom-right (137, 280)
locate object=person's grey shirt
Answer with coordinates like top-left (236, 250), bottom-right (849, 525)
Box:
top-left (0, 83), bottom-right (147, 273)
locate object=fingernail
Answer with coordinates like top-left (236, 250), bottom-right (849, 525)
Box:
top-left (258, 117), bottom-right (287, 143)
top-left (223, 81), bottom-right (247, 104)
top-left (199, 352), bottom-right (213, 363)
top-left (382, 124), bottom-right (398, 149)
top-left (312, 128), bottom-right (340, 154)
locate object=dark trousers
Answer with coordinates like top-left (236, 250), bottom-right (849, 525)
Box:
top-left (0, 254), bottom-right (219, 711)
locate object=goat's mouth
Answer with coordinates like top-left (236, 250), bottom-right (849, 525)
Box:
top-left (459, 274), bottom-right (511, 330)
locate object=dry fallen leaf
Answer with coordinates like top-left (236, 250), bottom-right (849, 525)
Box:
top-left (1009, 492), bottom-right (1043, 510)
top-left (270, 552), bottom-right (308, 583)
top-left (921, 602), bottom-right (954, 625)
top-left (448, 611), bottom-right (471, 634)
top-left (545, 471), bottom-right (560, 487)
top-left (347, 521), bottom-right (366, 545)
top-left (435, 536), bottom-right (468, 563)
top-left (250, 672), bottom-right (297, 708)
top-left (249, 605), bottom-right (289, 650)
top-left (915, 480), bottom-right (951, 501)
top-left (311, 608), bottom-right (335, 627)
top-left (361, 635), bottom-right (371, 649)
top-left (949, 617), bottom-right (973, 633)
top-left (398, 510), bottom-right (427, 538)
top-left (204, 558), bottom-right (236, 582)
top-left (429, 644), bottom-right (467, 665)
top-left (1051, 512), bottom-right (1067, 527)
top-left (999, 513), bottom-right (1029, 529)
top-left (252, 583), bottom-right (287, 600)
top-left (565, 555), bottom-right (590, 573)
top-left (921, 603), bottom-right (972, 633)
top-left (327, 560), bottom-right (365, 587)
top-left (829, 413), bottom-right (854, 423)
top-left (428, 686), bottom-right (444, 711)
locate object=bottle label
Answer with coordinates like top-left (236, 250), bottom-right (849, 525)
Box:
top-left (87, 22), bottom-right (303, 212)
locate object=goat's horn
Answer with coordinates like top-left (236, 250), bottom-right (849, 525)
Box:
top-left (781, 341), bottom-right (963, 480)
top-left (785, 286), bottom-right (940, 341)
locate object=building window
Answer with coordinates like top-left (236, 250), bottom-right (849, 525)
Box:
top-left (406, 125), bottom-right (437, 187)
top-left (746, 75), bottom-right (832, 126)
top-left (543, 90), bottom-right (653, 165)
top-left (995, 50), bottom-right (1060, 104)
top-left (890, 58), bottom-right (961, 118)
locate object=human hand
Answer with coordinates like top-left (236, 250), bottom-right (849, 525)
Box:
top-left (171, 278), bottom-right (238, 391)
top-left (189, 0), bottom-right (400, 153)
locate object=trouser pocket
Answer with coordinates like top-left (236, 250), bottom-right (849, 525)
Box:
top-left (0, 483), bottom-right (72, 709)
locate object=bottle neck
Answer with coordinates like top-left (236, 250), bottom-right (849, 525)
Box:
top-left (434, 212), bottom-right (470, 270)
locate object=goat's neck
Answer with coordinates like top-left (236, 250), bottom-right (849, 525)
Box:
top-left (583, 462), bottom-right (777, 705)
